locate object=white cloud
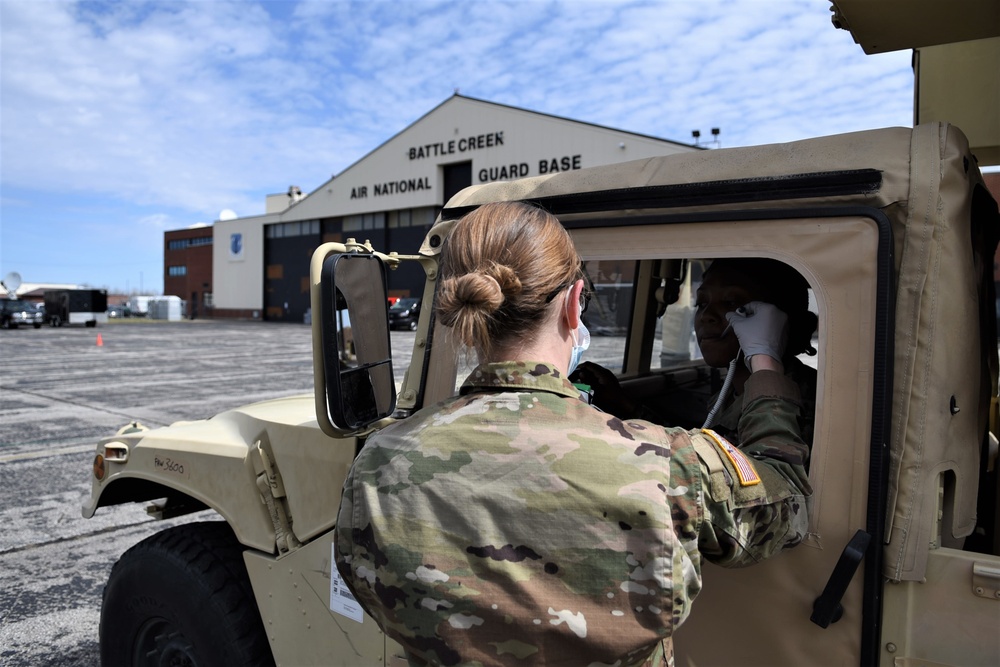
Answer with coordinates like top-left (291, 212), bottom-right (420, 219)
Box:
top-left (0, 0), bottom-right (921, 290)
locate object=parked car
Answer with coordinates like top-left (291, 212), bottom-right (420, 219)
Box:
top-left (107, 305), bottom-right (131, 318)
top-left (0, 299), bottom-right (43, 329)
top-left (388, 297), bottom-right (421, 330)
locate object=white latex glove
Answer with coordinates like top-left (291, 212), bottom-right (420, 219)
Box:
top-left (725, 300), bottom-right (788, 368)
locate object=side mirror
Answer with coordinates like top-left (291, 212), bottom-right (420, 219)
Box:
top-left (311, 248), bottom-right (396, 435)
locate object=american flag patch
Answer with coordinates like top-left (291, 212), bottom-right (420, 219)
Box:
top-left (701, 429), bottom-right (761, 487)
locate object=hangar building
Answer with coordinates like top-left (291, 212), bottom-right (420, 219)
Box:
top-left (164, 94), bottom-right (698, 322)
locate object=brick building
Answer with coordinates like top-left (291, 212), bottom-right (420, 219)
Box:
top-left (163, 224), bottom-right (213, 318)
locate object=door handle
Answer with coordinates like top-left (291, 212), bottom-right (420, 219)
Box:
top-left (811, 529), bottom-right (871, 628)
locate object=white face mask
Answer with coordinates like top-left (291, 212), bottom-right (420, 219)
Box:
top-left (568, 320), bottom-right (590, 375)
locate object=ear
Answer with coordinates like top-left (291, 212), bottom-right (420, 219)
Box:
top-left (564, 279), bottom-right (585, 330)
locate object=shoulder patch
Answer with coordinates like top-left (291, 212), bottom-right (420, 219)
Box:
top-left (700, 428), bottom-right (761, 487)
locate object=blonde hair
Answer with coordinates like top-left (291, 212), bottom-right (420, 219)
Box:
top-left (436, 202), bottom-right (579, 361)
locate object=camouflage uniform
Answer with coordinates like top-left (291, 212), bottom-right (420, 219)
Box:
top-left (335, 361), bottom-right (810, 667)
top-left (707, 356), bottom-right (817, 449)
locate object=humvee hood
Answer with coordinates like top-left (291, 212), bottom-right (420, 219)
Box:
top-left (85, 393), bottom-right (356, 553)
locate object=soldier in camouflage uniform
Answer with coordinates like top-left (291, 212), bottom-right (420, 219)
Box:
top-left (573, 258), bottom-right (818, 446)
top-left (335, 202), bottom-right (811, 667)
top-left (694, 258), bottom-right (818, 445)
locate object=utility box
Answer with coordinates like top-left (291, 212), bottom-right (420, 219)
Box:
top-left (148, 296), bottom-right (183, 321)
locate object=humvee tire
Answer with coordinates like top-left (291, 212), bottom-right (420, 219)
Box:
top-left (99, 522), bottom-right (274, 667)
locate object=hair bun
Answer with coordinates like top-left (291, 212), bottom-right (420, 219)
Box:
top-left (436, 273), bottom-right (505, 329)
top-left (433, 201), bottom-right (578, 357)
top-left (486, 263), bottom-right (522, 297)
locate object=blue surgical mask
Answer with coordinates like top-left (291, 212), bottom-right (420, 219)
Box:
top-left (568, 320), bottom-right (590, 375)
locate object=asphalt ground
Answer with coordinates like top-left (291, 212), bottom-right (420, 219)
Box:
top-left (0, 318), bottom-right (641, 666)
top-left (0, 320), bottom-right (424, 667)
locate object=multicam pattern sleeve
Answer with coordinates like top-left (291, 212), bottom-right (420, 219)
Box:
top-left (682, 369), bottom-right (812, 566)
top-left (709, 357), bottom-right (817, 449)
top-left (334, 361), bottom-right (811, 666)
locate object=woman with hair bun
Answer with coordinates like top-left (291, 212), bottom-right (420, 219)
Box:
top-left (335, 202), bottom-right (811, 667)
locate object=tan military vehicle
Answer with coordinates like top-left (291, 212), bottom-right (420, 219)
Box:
top-left (84, 122), bottom-right (999, 666)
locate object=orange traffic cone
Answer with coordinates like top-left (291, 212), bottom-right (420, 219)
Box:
top-left (96, 333), bottom-right (103, 347)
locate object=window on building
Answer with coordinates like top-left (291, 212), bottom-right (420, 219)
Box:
top-left (413, 207), bottom-right (436, 226)
top-left (168, 237), bottom-right (212, 250)
top-left (266, 220), bottom-right (321, 238)
top-left (389, 209), bottom-right (414, 228)
top-left (168, 266), bottom-right (187, 277)
top-left (344, 213), bottom-right (386, 232)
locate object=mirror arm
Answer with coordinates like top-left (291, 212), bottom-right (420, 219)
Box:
top-left (342, 238), bottom-right (421, 271)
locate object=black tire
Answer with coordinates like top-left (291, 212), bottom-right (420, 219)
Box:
top-left (33, 323), bottom-right (41, 329)
top-left (100, 522), bottom-right (274, 667)
top-left (86, 320), bottom-right (96, 327)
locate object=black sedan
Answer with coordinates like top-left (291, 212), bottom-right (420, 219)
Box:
top-left (388, 297), bottom-right (421, 331)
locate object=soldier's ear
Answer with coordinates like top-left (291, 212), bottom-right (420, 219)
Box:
top-left (563, 280), bottom-right (584, 330)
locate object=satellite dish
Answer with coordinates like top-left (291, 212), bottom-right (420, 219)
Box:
top-left (3, 271), bottom-right (22, 293)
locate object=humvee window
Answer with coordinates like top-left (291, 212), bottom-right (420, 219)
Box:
top-left (578, 256), bottom-right (819, 436)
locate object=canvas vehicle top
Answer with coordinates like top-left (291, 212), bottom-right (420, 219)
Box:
top-left (86, 122), bottom-right (999, 666)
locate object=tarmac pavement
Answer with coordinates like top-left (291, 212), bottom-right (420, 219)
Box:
top-left (0, 318), bottom-right (634, 666)
top-left (0, 320), bottom-right (420, 667)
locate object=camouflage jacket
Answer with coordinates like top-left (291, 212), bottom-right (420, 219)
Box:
top-left (335, 361), bottom-right (811, 667)
top-left (707, 356), bottom-right (817, 450)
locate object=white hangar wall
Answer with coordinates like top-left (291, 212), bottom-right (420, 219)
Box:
top-left (212, 214), bottom-right (271, 316)
top-left (210, 95), bottom-right (698, 320)
top-left (283, 95), bottom-right (695, 222)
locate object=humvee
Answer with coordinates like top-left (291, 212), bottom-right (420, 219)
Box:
top-left (84, 123), bottom-right (1000, 666)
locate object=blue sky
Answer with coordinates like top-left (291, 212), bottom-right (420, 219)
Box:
top-left (1, 0), bottom-right (917, 295)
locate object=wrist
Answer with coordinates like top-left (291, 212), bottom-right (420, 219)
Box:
top-left (748, 354), bottom-right (784, 374)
